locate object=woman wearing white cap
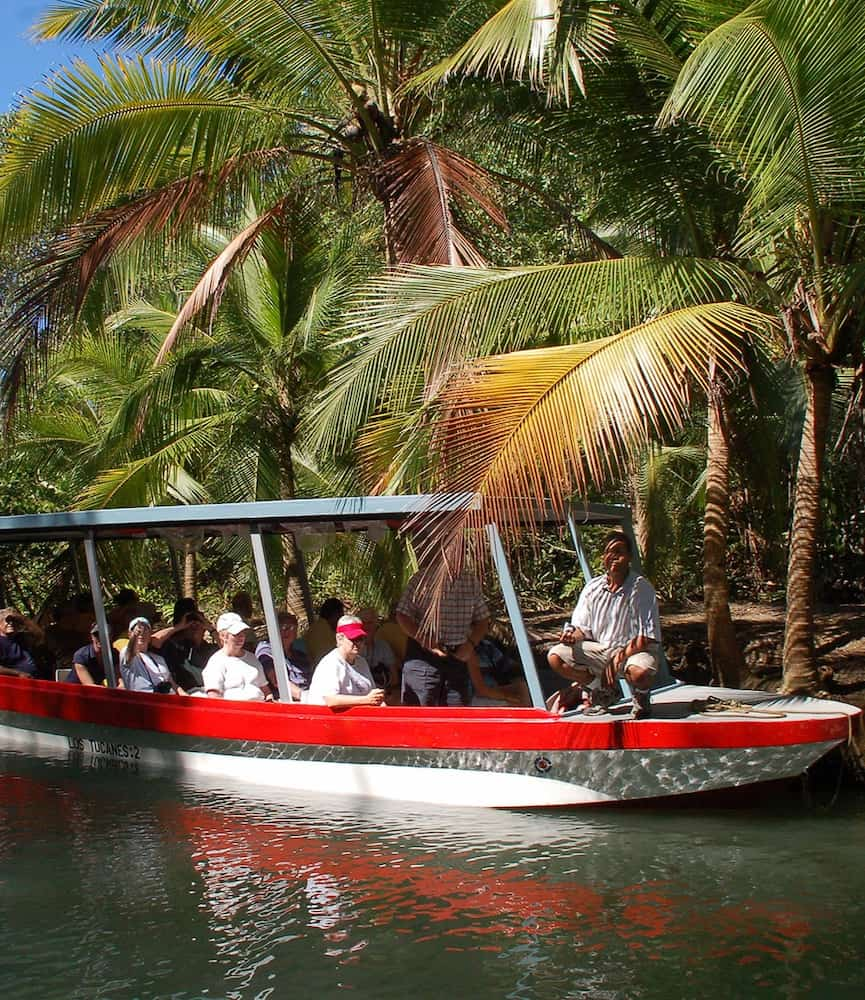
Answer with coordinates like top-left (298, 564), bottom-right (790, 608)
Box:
top-left (202, 612), bottom-right (274, 701)
top-left (121, 617), bottom-right (186, 694)
top-left (307, 616), bottom-right (385, 708)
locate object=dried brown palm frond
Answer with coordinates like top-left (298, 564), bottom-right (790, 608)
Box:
top-left (155, 199), bottom-right (288, 363)
top-left (375, 139), bottom-right (508, 266)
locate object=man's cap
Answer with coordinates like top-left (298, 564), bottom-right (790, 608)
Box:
top-left (89, 623), bottom-right (100, 635)
top-left (216, 611), bottom-right (249, 635)
top-left (337, 621), bottom-right (367, 642)
top-left (128, 616), bottom-right (151, 631)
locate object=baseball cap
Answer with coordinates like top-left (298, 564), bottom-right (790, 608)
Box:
top-left (128, 616), bottom-right (151, 631)
top-left (216, 612), bottom-right (250, 635)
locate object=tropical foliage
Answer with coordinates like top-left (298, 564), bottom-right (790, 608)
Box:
top-left (0, 1), bottom-right (864, 693)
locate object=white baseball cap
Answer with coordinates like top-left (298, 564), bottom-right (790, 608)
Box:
top-left (216, 611), bottom-right (249, 635)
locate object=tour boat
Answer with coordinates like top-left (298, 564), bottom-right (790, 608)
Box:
top-left (0, 494), bottom-right (858, 808)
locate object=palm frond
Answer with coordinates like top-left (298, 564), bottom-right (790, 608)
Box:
top-left (388, 299), bottom-right (778, 590)
top-left (313, 255), bottom-right (762, 453)
top-left (376, 139), bottom-right (507, 265)
top-left (660, 0), bottom-right (865, 260)
top-left (412, 0), bottom-right (617, 104)
top-left (0, 55), bottom-right (322, 242)
top-left (156, 203), bottom-right (285, 361)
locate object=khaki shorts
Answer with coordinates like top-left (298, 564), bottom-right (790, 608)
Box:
top-left (548, 639), bottom-right (659, 680)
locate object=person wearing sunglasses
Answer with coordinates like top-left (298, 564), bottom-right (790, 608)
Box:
top-left (0, 608), bottom-right (41, 679)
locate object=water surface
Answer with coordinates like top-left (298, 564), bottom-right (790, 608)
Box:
top-left (1, 749), bottom-right (863, 998)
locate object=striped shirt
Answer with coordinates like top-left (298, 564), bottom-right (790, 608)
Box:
top-left (570, 571), bottom-right (660, 649)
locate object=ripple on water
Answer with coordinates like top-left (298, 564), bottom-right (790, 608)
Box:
top-left (1, 749), bottom-right (865, 999)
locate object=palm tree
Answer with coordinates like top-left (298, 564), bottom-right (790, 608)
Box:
top-left (17, 198), bottom-right (378, 616)
top-left (0, 0), bottom-right (606, 401)
top-left (660, 0), bottom-right (865, 691)
top-left (320, 0), bottom-right (865, 692)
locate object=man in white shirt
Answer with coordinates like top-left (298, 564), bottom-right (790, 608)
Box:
top-left (307, 617), bottom-right (386, 708)
top-left (547, 532), bottom-right (660, 718)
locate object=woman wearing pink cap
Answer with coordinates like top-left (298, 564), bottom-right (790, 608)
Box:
top-left (307, 616), bottom-right (385, 708)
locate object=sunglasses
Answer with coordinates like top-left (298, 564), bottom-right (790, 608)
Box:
top-left (4, 616), bottom-right (23, 626)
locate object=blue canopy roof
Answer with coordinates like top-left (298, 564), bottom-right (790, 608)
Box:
top-left (0, 493), bottom-right (630, 544)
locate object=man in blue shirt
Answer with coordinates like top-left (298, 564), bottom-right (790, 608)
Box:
top-left (66, 624), bottom-right (119, 686)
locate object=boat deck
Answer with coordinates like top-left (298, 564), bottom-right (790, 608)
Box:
top-left (562, 683), bottom-right (861, 724)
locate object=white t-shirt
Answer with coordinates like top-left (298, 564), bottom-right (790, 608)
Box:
top-left (202, 648), bottom-right (268, 701)
top-left (307, 648), bottom-right (375, 705)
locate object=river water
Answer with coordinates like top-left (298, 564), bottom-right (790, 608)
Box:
top-left (1, 748), bottom-right (863, 999)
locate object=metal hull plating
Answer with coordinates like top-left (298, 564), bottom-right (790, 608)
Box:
top-left (0, 679), bottom-right (856, 808)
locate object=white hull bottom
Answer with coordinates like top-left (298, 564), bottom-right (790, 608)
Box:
top-left (0, 719), bottom-right (843, 809)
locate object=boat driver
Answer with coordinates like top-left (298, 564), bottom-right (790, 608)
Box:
top-left (547, 531), bottom-right (660, 719)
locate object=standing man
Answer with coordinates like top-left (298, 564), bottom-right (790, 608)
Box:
top-left (547, 531), bottom-right (660, 718)
top-left (396, 568), bottom-right (490, 707)
top-left (66, 623), bottom-right (120, 686)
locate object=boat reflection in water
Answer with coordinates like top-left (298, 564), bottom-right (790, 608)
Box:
top-left (3, 747), bottom-right (863, 1000)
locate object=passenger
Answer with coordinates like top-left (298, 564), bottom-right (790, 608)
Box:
top-left (357, 606), bottom-right (399, 703)
top-left (469, 637), bottom-right (530, 707)
top-left (0, 607), bottom-right (40, 678)
top-left (46, 592), bottom-right (95, 656)
top-left (155, 606), bottom-right (218, 692)
top-left (66, 623), bottom-right (121, 686)
top-left (396, 567), bottom-right (489, 707)
top-left (255, 611), bottom-right (311, 700)
top-left (202, 612), bottom-right (273, 701)
top-left (230, 591), bottom-right (255, 621)
top-left (300, 597), bottom-right (345, 667)
top-left (120, 617), bottom-right (186, 694)
top-left (307, 617), bottom-right (385, 708)
top-left (546, 530), bottom-right (660, 719)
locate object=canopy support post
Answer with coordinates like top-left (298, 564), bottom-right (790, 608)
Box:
top-left (485, 522), bottom-right (546, 710)
top-left (566, 514), bottom-right (593, 584)
top-left (250, 528), bottom-right (292, 702)
top-left (82, 533), bottom-right (117, 688)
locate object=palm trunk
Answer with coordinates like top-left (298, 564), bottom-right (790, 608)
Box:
top-left (782, 363), bottom-right (833, 693)
top-left (629, 464), bottom-right (650, 572)
top-left (704, 391), bottom-right (744, 686)
top-left (183, 549), bottom-right (197, 600)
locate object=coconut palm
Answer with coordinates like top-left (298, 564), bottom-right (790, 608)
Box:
top-left (0, 0), bottom-right (624, 403)
top-left (660, 0), bottom-right (865, 690)
top-left (17, 196), bottom-right (379, 615)
top-left (320, 0), bottom-right (865, 692)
